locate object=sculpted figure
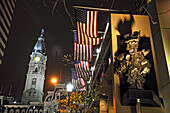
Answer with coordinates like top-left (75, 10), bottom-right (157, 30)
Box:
top-left (116, 31), bottom-right (151, 89)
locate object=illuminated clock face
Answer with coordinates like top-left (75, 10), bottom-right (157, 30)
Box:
top-left (34, 57), bottom-right (40, 62)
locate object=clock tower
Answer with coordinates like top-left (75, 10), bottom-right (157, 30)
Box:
top-left (21, 29), bottom-right (47, 104)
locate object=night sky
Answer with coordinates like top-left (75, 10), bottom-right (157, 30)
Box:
top-left (0, 0), bottom-right (135, 101)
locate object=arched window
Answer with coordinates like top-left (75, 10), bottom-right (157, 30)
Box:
top-left (34, 109), bottom-right (38, 113)
top-left (9, 109), bottom-right (14, 113)
top-left (21, 109), bottom-right (25, 113)
top-left (15, 109), bottom-right (20, 113)
top-left (28, 109), bottom-right (33, 113)
top-left (32, 78), bottom-right (37, 89)
top-left (35, 67), bottom-right (38, 72)
top-left (32, 78), bottom-right (37, 85)
top-left (33, 66), bottom-right (38, 73)
top-left (39, 109), bottom-right (43, 113)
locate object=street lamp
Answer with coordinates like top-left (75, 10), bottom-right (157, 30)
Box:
top-left (96, 48), bottom-right (101, 54)
top-left (66, 83), bottom-right (73, 92)
top-left (51, 77), bottom-right (58, 85)
top-left (66, 83), bottom-right (73, 112)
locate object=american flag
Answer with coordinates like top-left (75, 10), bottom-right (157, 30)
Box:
top-left (72, 70), bottom-right (86, 90)
top-left (76, 9), bottom-right (101, 45)
top-left (72, 70), bottom-right (80, 90)
top-left (79, 78), bottom-right (86, 91)
top-left (74, 61), bottom-right (91, 79)
top-left (73, 31), bottom-right (93, 62)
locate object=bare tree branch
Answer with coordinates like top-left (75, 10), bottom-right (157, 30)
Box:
top-left (52, 0), bottom-right (59, 15)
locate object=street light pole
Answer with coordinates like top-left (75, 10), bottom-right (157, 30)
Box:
top-left (136, 98), bottom-right (142, 113)
top-left (66, 83), bottom-right (73, 113)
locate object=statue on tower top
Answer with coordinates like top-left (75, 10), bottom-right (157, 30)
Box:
top-left (40, 28), bottom-right (44, 37)
top-left (33, 28), bottom-right (46, 55)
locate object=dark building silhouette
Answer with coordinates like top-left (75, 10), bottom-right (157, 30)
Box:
top-left (0, 0), bottom-right (16, 64)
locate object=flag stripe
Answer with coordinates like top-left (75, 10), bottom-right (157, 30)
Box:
top-left (79, 23), bottom-right (83, 44)
top-left (95, 11), bottom-right (98, 37)
top-left (83, 23), bottom-right (87, 45)
top-left (94, 12), bottom-right (96, 37)
top-left (87, 11), bottom-right (90, 37)
top-left (91, 11), bottom-right (94, 38)
top-left (77, 22), bottom-right (81, 44)
top-left (74, 42), bottom-right (93, 62)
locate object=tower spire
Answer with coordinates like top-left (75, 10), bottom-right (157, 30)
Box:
top-left (40, 28), bottom-right (44, 37)
top-left (32, 29), bottom-right (46, 55)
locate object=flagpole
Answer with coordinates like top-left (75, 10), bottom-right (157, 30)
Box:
top-left (71, 30), bottom-right (104, 34)
top-left (92, 22), bottom-right (109, 75)
top-left (73, 6), bottom-right (130, 13)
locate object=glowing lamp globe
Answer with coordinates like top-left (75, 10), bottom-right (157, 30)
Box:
top-left (51, 78), bottom-right (57, 84)
top-left (66, 84), bottom-right (73, 92)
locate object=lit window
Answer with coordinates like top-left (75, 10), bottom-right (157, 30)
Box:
top-left (32, 78), bottom-right (37, 85)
